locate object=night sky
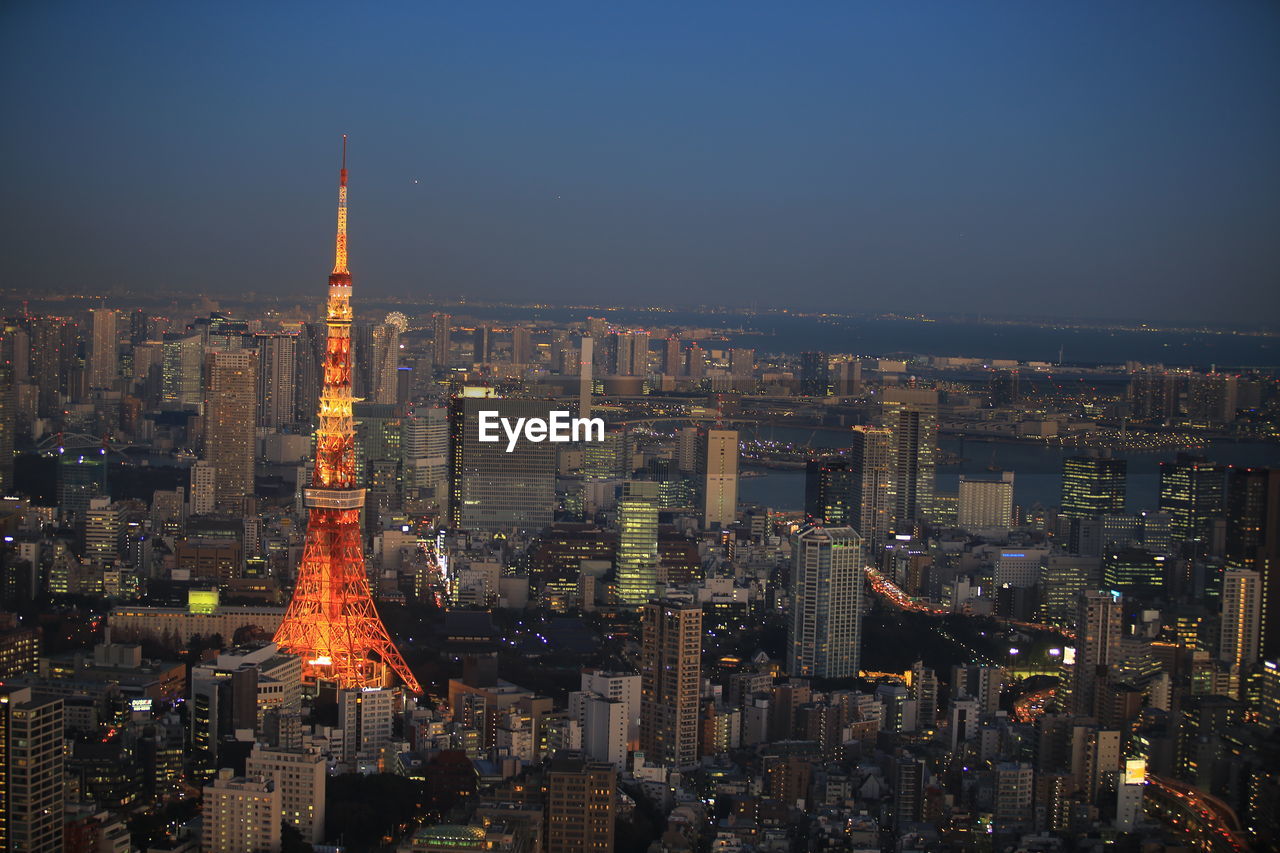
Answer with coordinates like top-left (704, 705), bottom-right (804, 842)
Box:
top-left (3, 1), bottom-right (1278, 324)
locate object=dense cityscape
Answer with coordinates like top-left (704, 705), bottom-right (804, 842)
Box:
top-left (4, 4), bottom-right (1280, 853)
top-left (0, 139), bottom-right (1277, 852)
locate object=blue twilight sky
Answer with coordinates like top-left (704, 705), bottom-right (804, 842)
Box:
top-left (2, 1), bottom-right (1278, 324)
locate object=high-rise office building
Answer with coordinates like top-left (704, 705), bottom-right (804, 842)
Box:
top-left (697, 427), bottom-right (738, 529)
top-left (1226, 467), bottom-right (1278, 570)
top-left (160, 332), bottom-right (203, 408)
top-left (616, 481), bottom-right (659, 606)
top-left (1219, 568), bottom-right (1261, 670)
top-left (203, 350), bottom-right (257, 512)
top-left (1060, 453), bottom-right (1127, 519)
top-left (189, 460), bottom-right (217, 516)
top-left (369, 313), bottom-right (406, 405)
top-left (729, 348), bottom-right (754, 379)
top-left (578, 336), bottom-right (593, 420)
top-left (852, 425), bottom-right (894, 554)
top-left (799, 351), bottom-right (829, 396)
top-left (200, 769), bottom-right (280, 853)
top-left (88, 307), bottom-right (118, 389)
top-left (0, 362), bottom-right (13, 493)
top-left (1071, 590), bottom-right (1123, 718)
top-left (0, 686), bottom-right (64, 853)
top-left (294, 321), bottom-right (326, 426)
top-left (787, 526), bottom-right (863, 679)
top-left (989, 369), bottom-right (1020, 408)
top-left (1102, 547), bottom-right (1166, 598)
top-left (546, 751), bottom-right (616, 853)
top-left (432, 313), bottom-right (451, 367)
top-left (804, 457), bottom-right (857, 527)
top-left (684, 343), bottom-right (705, 379)
top-left (245, 746), bottom-right (326, 844)
top-left (448, 389), bottom-right (558, 532)
top-left (1129, 368), bottom-right (1183, 424)
top-left (254, 332), bottom-right (297, 429)
top-left (663, 337), bottom-right (681, 376)
top-left (355, 402), bottom-right (404, 521)
top-left (58, 450), bottom-right (106, 525)
top-left (403, 406), bottom-right (449, 497)
top-left (882, 387), bottom-right (938, 528)
top-left (512, 324), bottom-right (533, 365)
top-left (1224, 468), bottom-right (1280, 659)
top-left (473, 324), bottom-right (491, 364)
top-left (639, 598), bottom-right (701, 767)
top-left (1187, 372), bottom-right (1238, 425)
top-left (128, 308), bottom-right (150, 346)
top-left (339, 686), bottom-right (398, 770)
top-left (958, 472), bottom-right (1014, 530)
top-left (1158, 453), bottom-right (1225, 543)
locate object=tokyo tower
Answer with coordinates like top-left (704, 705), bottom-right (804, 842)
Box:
top-left (274, 138), bottom-right (421, 693)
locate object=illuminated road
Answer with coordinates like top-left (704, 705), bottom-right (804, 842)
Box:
top-left (863, 565), bottom-right (1075, 641)
top-left (1012, 686), bottom-right (1055, 723)
top-left (1146, 775), bottom-right (1248, 853)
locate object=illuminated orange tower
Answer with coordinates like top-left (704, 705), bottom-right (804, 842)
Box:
top-left (274, 138), bottom-right (421, 693)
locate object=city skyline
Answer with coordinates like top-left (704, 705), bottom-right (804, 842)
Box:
top-left (3, 2), bottom-right (1278, 324)
top-left (2, 4), bottom-right (1279, 851)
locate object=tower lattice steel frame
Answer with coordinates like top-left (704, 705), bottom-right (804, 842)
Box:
top-left (274, 138), bottom-right (421, 693)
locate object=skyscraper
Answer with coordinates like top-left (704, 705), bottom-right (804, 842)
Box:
top-left (447, 389), bottom-right (558, 533)
top-left (882, 387), bottom-right (938, 529)
top-left (1219, 568), bottom-right (1261, 670)
top-left (640, 597), bottom-right (701, 767)
top-left (0, 361), bottom-right (13, 493)
top-left (799, 351), bottom-right (829, 396)
top-left (697, 427), bottom-right (738, 529)
top-left (161, 332), bottom-right (203, 408)
top-left (729, 347), bottom-right (754, 379)
top-left (88, 307), bottom-right (118, 389)
top-left (663, 337), bottom-right (681, 376)
top-left (1071, 590), bottom-right (1123, 718)
top-left (203, 349), bottom-right (257, 513)
top-left (805, 457), bottom-right (857, 527)
top-left (432, 313), bottom-right (451, 367)
top-left (369, 312), bottom-right (406, 405)
top-left (1225, 467), bottom-right (1278, 570)
top-left (1060, 453), bottom-right (1127, 518)
top-left (254, 332), bottom-right (297, 429)
top-left (852, 425), bottom-right (895, 554)
top-left (1224, 468), bottom-right (1280, 659)
top-left (1158, 453), bottom-right (1225, 543)
top-left (578, 337), bottom-right (593, 420)
top-left (58, 449), bottom-right (106, 525)
top-left (512, 324), bottom-right (533, 365)
top-left (787, 526), bottom-right (863, 679)
top-left (0, 685), bottom-right (64, 853)
top-left (616, 481), bottom-right (659, 606)
top-left (30, 315), bottom-right (71, 418)
top-left (294, 321), bottom-right (326, 426)
top-left (473, 324), bottom-right (491, 364)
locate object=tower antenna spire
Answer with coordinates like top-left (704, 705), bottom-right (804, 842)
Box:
top-left (332, 135), bottom-right (349, 275)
